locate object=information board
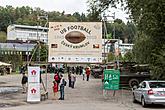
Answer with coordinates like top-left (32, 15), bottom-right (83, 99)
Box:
top-left (27, 83), bottom-right (40, 102)
top-left (103, 69), bottom-right (120, 90)
top-left (27, 66), bottom-right (40, 102)
top-left (48, 22), bottom-right (102, 63)
top-left (28, 66), bottom-right (40, 83)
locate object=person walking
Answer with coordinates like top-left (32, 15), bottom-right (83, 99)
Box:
top-left (21, 72), bottom-right (28, 93)
top-left (71, 73), bottom-right (76, 88)
top-left (68, 71), bottom-right (72, 87)
top-left (59, 75), bottom-right (66, 100)
top-left (82, 67), bottom-right (86, 80)
top-left (80, 66), bottom-right (83, 75)
top-left (86, 67), bottom-right (91, 81)
top-left (52, 80), bottom-right (58, 100)
top-left (72, 67), bottom-right (75, 74)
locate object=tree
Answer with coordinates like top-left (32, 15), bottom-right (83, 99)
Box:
top-left (123, 51), bottom-right (134, 62)
top-left (127, 0), bottom-right (165, 79)
top-left (94, 0), bottom-right (165, 79)
top-left (73, 12), bottom-right (81, 21)
top-left (0, 31), bottom-right (7, 42)
top-left (107, 52), bottom-right (115, 62)
top-left (150, 45), bottom-right (165, 79)
top-left (87, 0), bottom-right (102, 21)
top-left (126, 21), bottom-right (137, 43)
top-left (31, 43), bottom-right (48, 62)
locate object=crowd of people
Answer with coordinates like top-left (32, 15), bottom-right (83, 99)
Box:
top-left (52, 66), bottom-right (91, 100)
top-left (20, 65), bottom-right (91, 101)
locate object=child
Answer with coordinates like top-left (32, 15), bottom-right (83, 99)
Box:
top-left (53, 80), bottom-right (58, 100)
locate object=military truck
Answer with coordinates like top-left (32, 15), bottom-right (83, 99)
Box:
top-left (91, 63), bottom-right (151, 88)
top-left (120, 64), bottom-right (150, 88)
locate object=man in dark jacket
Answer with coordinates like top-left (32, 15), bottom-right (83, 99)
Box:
top-left (21, 73), bottom-right (28, 93)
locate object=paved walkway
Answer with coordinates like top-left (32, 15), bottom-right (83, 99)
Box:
top-left (0, 73), bottom-right (161, 110)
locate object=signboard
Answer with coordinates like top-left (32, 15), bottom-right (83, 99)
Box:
top-left (27, 83), bottom-right (40, 102)
top-left (104, 69), bottom-right (120, 90)
top-left (27, 66), bottom-right (40, 102)
top-left (48, 22), bottom-right (102, 63)
top-left (28, 66), bottom-right (40, 83)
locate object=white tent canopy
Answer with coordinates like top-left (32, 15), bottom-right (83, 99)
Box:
top-left (0, 61), bottom-right (11, 66)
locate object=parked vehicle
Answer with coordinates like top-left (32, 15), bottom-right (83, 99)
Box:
top-left (120, 65), bottom-right (150, 88)
top-left (91, 65), bottom-right (103, 78)
top-left (93, 62), bottom-right (151, 88)
top-left (132, 80), bottom-right (165, 107)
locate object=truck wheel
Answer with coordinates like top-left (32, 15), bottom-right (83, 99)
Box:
top-left (129, 79), bottom-right (139, 88)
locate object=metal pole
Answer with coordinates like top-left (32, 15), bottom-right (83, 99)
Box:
top-left (103, 13), bottom-right (106, 64)
top-left (27, 40), bottom-right (29, 66)
top-left (112, 12), bottom-right (119, 69)
top-left (37, 16), bottom-right (39, 63)
top-left (45, 14), bottom-right (48, 91)
top-left (117, 38), bottom-right (120, 69)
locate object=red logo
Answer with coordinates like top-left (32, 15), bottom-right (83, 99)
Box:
top-left (31, 88), bottom-right (37, 94)
top-left (31, 70), bottom-right (36, 75)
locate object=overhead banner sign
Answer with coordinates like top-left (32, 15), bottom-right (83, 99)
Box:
top-left (27, 66), bottom-right (40, 102)
top-left (48, 22), bottom-right (102, 63)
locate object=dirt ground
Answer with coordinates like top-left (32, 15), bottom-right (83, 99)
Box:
top-left (0, 73), bottom-right (164, 110)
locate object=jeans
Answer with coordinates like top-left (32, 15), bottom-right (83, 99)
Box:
top-left (71, 81), bottom-right (75, 88)
top-left (60, 85), bottom-right (64, 100)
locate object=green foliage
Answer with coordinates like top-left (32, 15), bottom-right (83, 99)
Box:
top-left (0, 54), bottom-right (22, 71)
top-left (0, 6), bottom-right (89, 32)
top-left (105, 20), bottom-right (136, 43)
top-left (107, 52), bottom-right (115, 62)
top-left (127, 0), bottom-right (165, 79)
top-left (150, 45), bottom-right (165, 79)
top-left (123, 51), bottom-right (134, 62)
top-left (133, 32), bottom-right (154, 64)
top-left (87, 0), bottom-right (102, 21)
top-left (106, 33), bottom-right (112, 39)
top-left (31, 43), bottom-right (48, 62)
top-left (95, 0), bottom-right (165, 79)
top-left (0, 31), bottom-right (7, 42)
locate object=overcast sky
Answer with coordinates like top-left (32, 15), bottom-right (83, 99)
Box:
top-left (0, 0), bottom-right (129, 23)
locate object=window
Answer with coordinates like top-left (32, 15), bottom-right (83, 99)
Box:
top-left (149, 82), bottom-right (165, 88)
top-left (141, 82), bottom-right (146, 88)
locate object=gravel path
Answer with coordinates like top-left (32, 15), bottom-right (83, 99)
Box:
top-left (0, 73), bottom-right (163, 110)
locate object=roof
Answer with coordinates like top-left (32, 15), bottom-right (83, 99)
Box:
top-left (0, 43), bottom-right (35, 51)
top-left (9, 24), bottom-right (48, 30)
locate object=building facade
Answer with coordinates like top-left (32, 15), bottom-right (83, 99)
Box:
top-left (0, 43), bottom-right (35, 61)
top-left (7, 24), bottom-right (48, 43)
top-left (102, 39), bottom-right (134, 59)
